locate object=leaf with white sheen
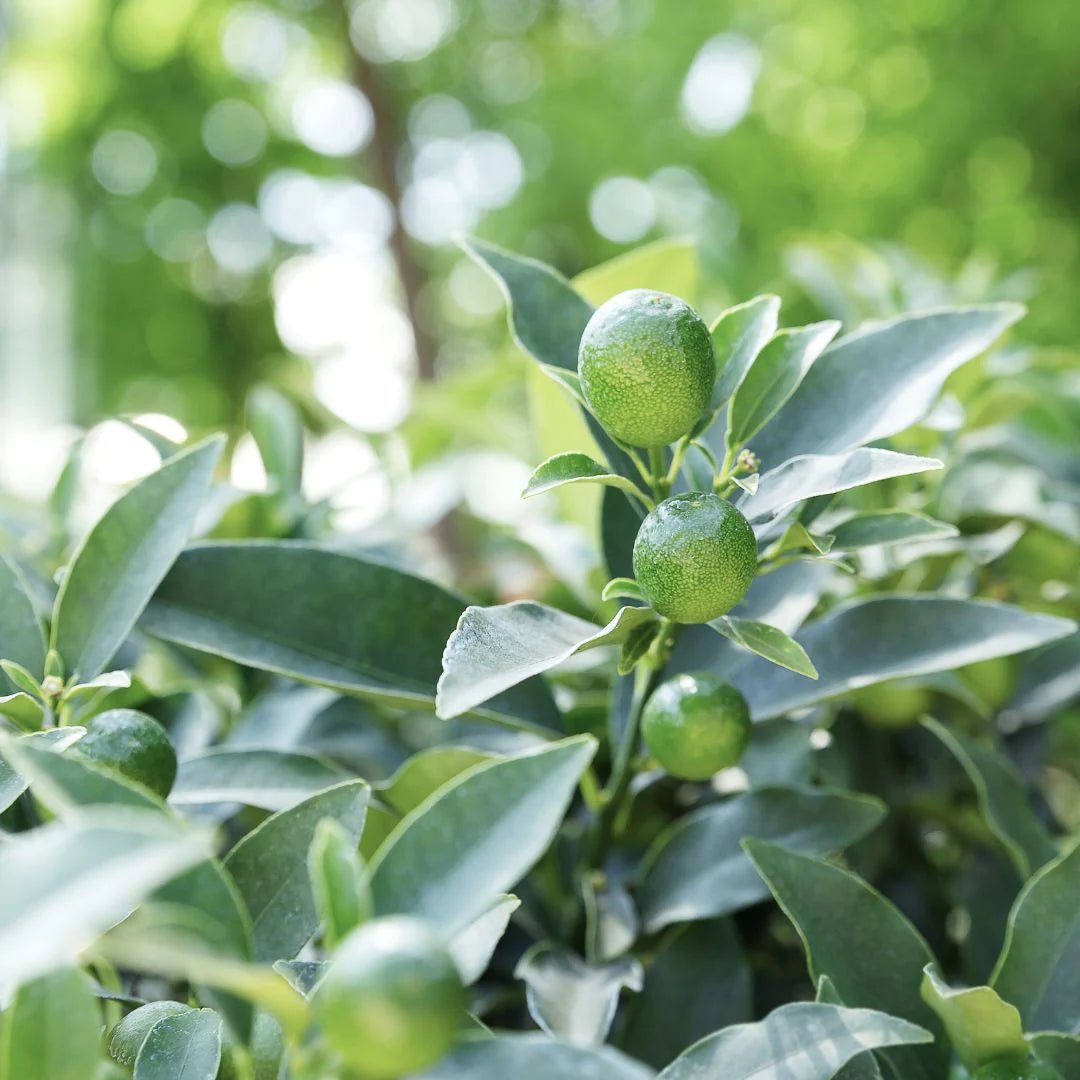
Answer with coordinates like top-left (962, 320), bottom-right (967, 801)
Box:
top-left (920, 964), bottom-right (1029, 1069)
top-left (450, 894), bottom-right (520, 985)
top-left (923, 718), bottom-right (1055, 878)
top-left (738, 448), bottom-right (942, 525)
top-left (171, 748), bottom-right (348, 812)
top-left (827, 511), bottom-right (958, 551)
top-left (816, 976), bottom-right (883, 1080)
top-left (308, 818), bottom-right (372, 949)
top-left (708, 616), bottom-right (818, 678)
top-left (745, 840), bottom-right (947, 1080)
top-left (516, 944), bottom-right (642, 1047)
top-left (727, 321), bottom-right (839, 450)
top-left (370, 736), bottom-right (596, 935)
top-left (52, 436), bottom-right (223, 681)
top-left (133, 1008), bottom-right (222, 1080)
top-left (0, 809), bottom-right (211, 999)
top-left (1004, 631), bottom-right (1080, 727)
top-left (0, 728), bottom-right (83, 814)
top-left (636, 786), bottom-right (885, 933)
top-left (657, 1002), bottom-right (931, 1080)
top-left (701, 295), bottom-right (781, 424)
top-left (523, 452), bottom-right (649, 506)
top-left (247, 384), bottom-right (303, 495)
top-left (378, 747), bottom-right (494, 816)
top-left (225, 780), bottom-right (369, 962)
top-left (415, 1033), bottom-right (654, 1080)
top-left (992, 840), bottom-right (1080, 1033)
top-left (0, 968), bottom-right (102, 1080)
top-left (0, 557), bottom-right (47, 689)
top-left (436, 602), bottom-right (655, 720)
top-left (752, 304), bottom-right (1024, 463)
top-left (142, 542), bottom-right (558, 731)
top-left (741, 596), bottom-right (1076, 721)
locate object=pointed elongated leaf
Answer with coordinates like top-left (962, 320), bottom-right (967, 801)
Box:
top-left (142, 542), bottom-right (558, 731)
top-left (171, 748), bottom-right (348, 812)
top-left (134, 1008), bottom-right (222, 1080)
top-left (436, 602), bottom-right (654, 720)
top-left (523, 452), bottom-right (649, 505)
top-left (52, 436), bottom-right (223, 681)
top-left (923, 718), bottom-right (1055, 878)
top-left (620, 919), bottom-right (751, 1069)
top-left (727, 321), bottom-right (840, 450)
top-left (752, 304), bottom-right (1024, 462)
top-left (224, 780), bottom-right (369, 962)
top-left (378, 747), bottom-right (494, 816)
top-left (739, 448), bottom-right (942, 525)
top-left (816, 976), bottom-right (883, 1080)
top-left (636, 787), bottom-right (885, 932)
top-left (658, 1002), bottom-right (931, 1080)
top-left (0, 728), bottom-right (84, 814)
top-left (745, 840), bottom-right (948, 1079)
top-left (308, 818), bottom-right (371, 949)
top-left (0, 968), bottom-right (101, 1080)
top-left (0, 809), bottom-right (211, 998)
top-left (992, 841), bottom-right (1080, 1033)
top-left (573, 237), bottom-right (698, 306)
top-left (0, 557), bottom-right (47, 689)
top-left (920, 964), bottom-right (1029, 1069)
top-left (415, 1033), bottom-right (653, 1080)
top-left (827, 511), bottom-right (958, 551)
top-left (703, 295), bottom-right (781, 421)
top-left (742, 596), bottom-right (1076, 721)
top-left (450, 894), bottom-right (520, 985)
top-left (709, 616), bottom-right (818, 678)
top-left (1004, 631), bottom-right (1080, 727)
top-left (370, 737), bottom-right (596, 934)
top-left (516, 944), bottom-right (642, 1047)
top-left (247, 385), bottom-right (303, 495)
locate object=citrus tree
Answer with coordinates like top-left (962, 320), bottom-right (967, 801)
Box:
top-left (0, 237), bottom-right (1077, 1079)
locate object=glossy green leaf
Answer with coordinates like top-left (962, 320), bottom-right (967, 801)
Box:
top-left (657, 1002), bottom-right (931, 1080)
top-left (708, 615), bottom-right (818, 678)
top-left (516, 944), bottom-right (642, 1047)
top-left (415, 1033), bottom-right (653, 1080)
top-left (0, 691), bottom-right (45, 731)
top-left (702, 295), bottom-right (781, 422)
top-left (225, 780), bottom-right (369, 961)
top-left (923, 717), bottom-right (1056, 878)
top-left (601, 578), bottom-right (644, 603)
top-left (636, 786), bottom-right (885, 932)
top-left (1032, 1034), bottom-right (1080, 1076)
top-left (247, 385), bottom-right (303, 495)
top-left (170, 748), bottom-right (348, 812)
top-left (727, 321), bottom-right (840, 450)
top-left (827, 511), bottom-right (958, 551)
top-left (0, 557), bottom-right (47, 689)
top-left (370, 736), bottom-right (596, 934)
top-left (142, 542), bottom-right (558, 731)
top-left (739, 448), bottom-right (942, 525)
top-left (0, 809), bottom-right (210, 998)
top-left (0, 728), bottom-right (83, 814)
top-left (617, 618), bottom-right (659, 676)
top-left (52, 436), bottom-right (223, 681)
top-left (308, 818), bottom-right (371, 949)
top-left (522, 452), bottom-right (649, 506)
top-left (450, 894), bottom-right (520, 985)
top-left (436, 602), bottom-right (655, 720)
top-left (816, 976), bottom-right (883, 1080)
top-left (742, 596), bottom-right (1076, 721)
top-left (619, 919), bottom-right (751, 1069)
top-left (745, 840), bottom-right (947, 1079)
top-left (378, 747), bottom-right (494, 816)
top-left (133, 1008), bottom-right (222, 1080)
top-left (920, 963), bottom-right (1029, 1069)
top-left (992, 840), bottom-right (1080, 1033)
top-left (0, 968), bottom-right (102, 1080)
top-left (752, 304), bottom-right (1024, 463)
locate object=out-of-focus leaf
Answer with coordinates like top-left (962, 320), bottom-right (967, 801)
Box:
top-left (247, 385), bottom-right (303, 495)
top-left (1004, 632), bottom-right (1080, 728)
top-left (449, 894), bottom-right (520, 985)
top-left (0, 728), bottom-right (84, 814)
top-left (0, 557), bottom-right (47, 689)
top-left (827, 511), bottom-right (958, 551)
top-left (573, 237), bottom-right (698, 306)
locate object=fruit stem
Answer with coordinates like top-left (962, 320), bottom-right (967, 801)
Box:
top-left (647, 447), bottom-right (668, 500)
top-left (664, 437), bottom-right (690, 489)
top-left (713, 445), bottom-right (737, 492)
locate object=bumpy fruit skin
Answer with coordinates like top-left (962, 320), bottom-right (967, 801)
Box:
top-left (313, 915), bottom-right (465, 1078)
top-left (643, 672), bottom-right (752, 780)
top-left (74, 709), bottom-right (178, 799)
top-left (974, 1058), bottom-right (1059, 1080)
top-left (578, 288), bottom-right (716, 448)
top-left (108, 1001), bottom-right (191, 1069)
top-left (633, 493), bottom-right (757, 623)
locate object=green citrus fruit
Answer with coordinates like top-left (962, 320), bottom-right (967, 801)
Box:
top-left (74, 709), bottom-right (178, 799)
top-left (642, 672), bottom-right (751, 780)
top-left (578, 288), bottom-right (715, 448)
top-left (313, 915), bottom-right (465, 1078)
top-left (957, 656), bottom-right (1018, 712)
top-left (974, 1058), bottom-right (1059, 1080)
top-left (633, 493), bottom-right (757, 623)
top-left (851, 680), bottom-right (933, 730)
top-left (108, 1001), bottom-right (192, 1069)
